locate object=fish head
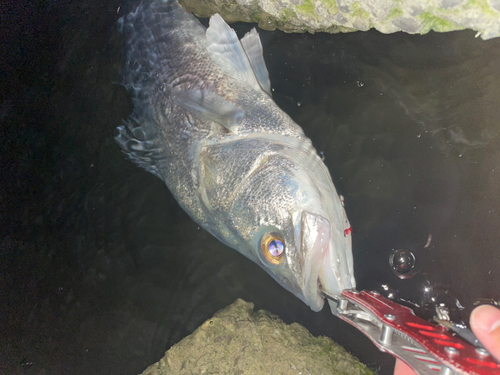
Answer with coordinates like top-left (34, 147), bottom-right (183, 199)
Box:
top-left (221, 138), bottom-right (355, 312)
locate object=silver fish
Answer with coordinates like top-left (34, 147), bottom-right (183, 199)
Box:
top-left (116, 0), bottom-right (355, 311)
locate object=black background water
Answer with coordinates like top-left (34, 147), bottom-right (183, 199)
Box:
top-left (1, 0), bottom-right (500, 374)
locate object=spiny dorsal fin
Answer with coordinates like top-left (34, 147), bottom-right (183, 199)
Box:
top-left (206, 14), bottom-right (271, 96)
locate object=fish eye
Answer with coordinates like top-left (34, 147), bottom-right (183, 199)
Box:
top-left (260, 232), bottom-right (285, 265)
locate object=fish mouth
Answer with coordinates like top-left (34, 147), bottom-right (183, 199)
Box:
top-left (300, 210), bottom-right (355, 311)
top-left (300, 211), bottom-right (332, 312)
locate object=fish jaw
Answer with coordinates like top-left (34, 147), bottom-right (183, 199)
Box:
top-left (299, 211), bottom-right (331, 312)
top-left (299, 210), bottom-right (355, 312)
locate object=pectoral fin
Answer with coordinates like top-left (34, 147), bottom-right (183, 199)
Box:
top-left (172, 88), bottom-right (244, 130)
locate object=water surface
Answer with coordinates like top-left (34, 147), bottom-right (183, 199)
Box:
top-left (1, 1), bottom-right (500, 374)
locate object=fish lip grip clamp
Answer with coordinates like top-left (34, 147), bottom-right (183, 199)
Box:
top-left (323, 290), bottom-right (500, 375)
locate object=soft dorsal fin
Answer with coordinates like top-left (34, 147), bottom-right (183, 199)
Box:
top-left (241, 28), bottom-right (271, 95)
top-left (206, 14), bottom-right (270, 95)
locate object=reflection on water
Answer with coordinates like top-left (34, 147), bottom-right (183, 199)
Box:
top-left (1, 1), bottom-right (500, 375)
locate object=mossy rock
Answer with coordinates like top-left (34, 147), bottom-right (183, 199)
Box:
top-left (180, 0), bottom-right (500, 39)
top-left (141, 299), bottom-right (373, 375)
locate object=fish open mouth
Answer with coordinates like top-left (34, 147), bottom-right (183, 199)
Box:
top-left (300, 211), bottom-right (331, 312)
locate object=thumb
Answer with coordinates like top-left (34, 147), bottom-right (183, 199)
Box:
top-left (470, 304), bottom-right (500, 361)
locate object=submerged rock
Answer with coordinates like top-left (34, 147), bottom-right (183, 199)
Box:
top-left (179, 0), bottom-right (500, 40)
top-left (141, 299), bottom-right (372, 375)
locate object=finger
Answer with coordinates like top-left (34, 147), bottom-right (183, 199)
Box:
top-left (394, 359), bottom-right (417, 375)
top-left (470, 304), bottom-right (500, 361)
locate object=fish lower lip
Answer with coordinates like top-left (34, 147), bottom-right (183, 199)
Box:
top-left (300, 212), bottom-right (331, 311)
top-left (305, 262), bottom-right (325, 311)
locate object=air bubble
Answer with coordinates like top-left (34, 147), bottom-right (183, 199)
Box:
top-left (379, 284), bottom-right (397, 300)
top-left (389, 249), bottom-right (416, 279)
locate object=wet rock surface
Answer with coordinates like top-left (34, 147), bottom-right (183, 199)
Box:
top-left (141, 299), bottom-right (372, 375)
top-left (180, 0), bottom-right (500, 39)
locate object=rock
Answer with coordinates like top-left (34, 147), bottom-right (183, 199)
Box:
top-left (179, 0), bottom-right (500, 40)
top-left (140, 299), bottom-right (373, 375)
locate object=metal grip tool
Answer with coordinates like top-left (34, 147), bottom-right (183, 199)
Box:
top-left (324, 290), bottom-right (500, 375)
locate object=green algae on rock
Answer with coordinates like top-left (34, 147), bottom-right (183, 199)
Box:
top-left (179, 0), bottom-right (500, 39)
top-left (141, 299), bottom-right (373, 375)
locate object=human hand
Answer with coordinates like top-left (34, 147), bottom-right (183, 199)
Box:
top-left (470, 304), bottom-right (500, 360)
top-left (394, 304), bottom-right (500, 375)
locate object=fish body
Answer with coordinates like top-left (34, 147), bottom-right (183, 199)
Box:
top-left (116, 0), bottom-right (355, 311)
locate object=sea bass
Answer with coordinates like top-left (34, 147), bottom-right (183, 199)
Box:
top-left (116, 0), bottom-right (355, 311)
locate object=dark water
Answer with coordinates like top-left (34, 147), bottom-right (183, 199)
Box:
top-left (2, 1), bottom-right (500, 374)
